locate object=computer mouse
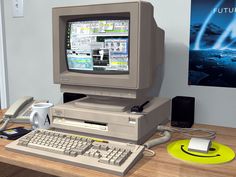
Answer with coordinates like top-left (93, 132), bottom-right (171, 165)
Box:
top-left (188, 137), bottom-right (212, 153)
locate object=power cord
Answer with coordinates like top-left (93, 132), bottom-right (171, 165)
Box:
top-left (157, 125), bottom-right (216, 139)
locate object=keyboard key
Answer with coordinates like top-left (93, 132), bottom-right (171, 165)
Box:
top-left (64, 150), bottom-right (70, 155)
top-left (115, 157), bottom-right (125, 166)
top-left (28, 143), bottom-right (64, 154)
top-left (100, 144), bottom-right (109, 151)
top-left (94, 153), bottom-right (101, 158)
top-left (70, 151), bottom-right (78, 157)
top-left (99, 157), bottom-right (110, 164)
top-left (93, 144), bottom-right (101, 149)
top-left (110, 158), bottom-right (115, 165)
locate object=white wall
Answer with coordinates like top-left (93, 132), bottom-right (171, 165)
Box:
top-left (3, 0), bottom-right (129, 105)
top-left (0, 0), bottom-right (8, 109)
top-left (154, 0), bottom-right (236, 128)
top-left (3, 0), bottom-right (236, 127)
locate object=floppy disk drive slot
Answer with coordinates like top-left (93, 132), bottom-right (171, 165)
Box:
top-left (53, 117), bottom-right (108, 131)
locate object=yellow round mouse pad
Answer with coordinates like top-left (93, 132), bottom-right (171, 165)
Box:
top-left (167, 139), bottom-right (235, 164)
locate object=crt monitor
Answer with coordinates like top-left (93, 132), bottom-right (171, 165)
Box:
top-left (52, 1), bottom-right (164, 99)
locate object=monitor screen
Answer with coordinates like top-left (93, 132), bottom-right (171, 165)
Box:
top-left (66, 18), bottom-right (130, 73)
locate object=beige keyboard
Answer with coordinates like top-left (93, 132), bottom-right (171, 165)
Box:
top-left (6, 129), bottom-right (145, 176)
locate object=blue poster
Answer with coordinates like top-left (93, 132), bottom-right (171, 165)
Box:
top-left (189, 0), bottom-right (236, 87)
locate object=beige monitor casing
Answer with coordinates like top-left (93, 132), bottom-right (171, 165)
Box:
top-left (52, 1), bottom-right (164, 99)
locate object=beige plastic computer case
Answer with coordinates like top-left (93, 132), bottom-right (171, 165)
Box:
top-left (50, 97), bottom-right (170, 144)
top-left (52, 1), bottom-right (164, 99)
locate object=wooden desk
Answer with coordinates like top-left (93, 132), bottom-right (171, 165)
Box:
top-left (0, 110), bottom-right (235, 177)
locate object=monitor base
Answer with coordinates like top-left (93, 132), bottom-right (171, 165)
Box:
top-left (74, 96), bottom-right (146, 112)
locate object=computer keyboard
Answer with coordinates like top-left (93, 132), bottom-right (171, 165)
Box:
top-left (6, 129), bottom-right (145, 176)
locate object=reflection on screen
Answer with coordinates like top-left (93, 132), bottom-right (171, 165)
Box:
top-left (66, 19), bottom-right (129, 73)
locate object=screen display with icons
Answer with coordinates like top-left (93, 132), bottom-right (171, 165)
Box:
top-left (66, 18), bottom-right (130, 74)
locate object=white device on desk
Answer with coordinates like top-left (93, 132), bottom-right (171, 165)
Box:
top-left (0, 96), bottom-right (47, 131)
top-left (3, 96), bottom-right (48, 123)
top-left (6, 1), bottom-right (171, 176)
top-left (188, 137), bottom-right (212, 153)
top-left (4, 96), bottom-right (34, 118)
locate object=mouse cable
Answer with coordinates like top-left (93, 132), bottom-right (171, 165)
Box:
top-left (157, 125), bottom-right (216, 140)
top-left (142, 125), bottom-right (216, 157)
top-left (143, 130), bottom-right (172, 157)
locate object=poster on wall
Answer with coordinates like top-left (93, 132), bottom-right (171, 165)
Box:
top-left (189, 0), bottom-right (236, 87)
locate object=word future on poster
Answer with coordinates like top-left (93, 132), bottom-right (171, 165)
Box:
top-left (189, 0), bottom-right (236, 87)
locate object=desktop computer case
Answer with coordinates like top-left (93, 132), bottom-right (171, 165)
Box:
top-left (50, 97), bottom-right (170, 144)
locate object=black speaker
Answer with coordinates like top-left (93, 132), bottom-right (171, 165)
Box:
top-left (171, 96), bottom-right (195, 128)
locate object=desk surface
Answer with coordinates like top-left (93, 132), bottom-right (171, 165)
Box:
top-left (0, 109), bottom-right (235, 177)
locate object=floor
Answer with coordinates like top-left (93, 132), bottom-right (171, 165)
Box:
top-left (0, 162), bottom-right (56, 177)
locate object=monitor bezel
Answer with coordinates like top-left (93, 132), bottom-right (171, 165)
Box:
top-left (53, 2), bottom-right (142, 89)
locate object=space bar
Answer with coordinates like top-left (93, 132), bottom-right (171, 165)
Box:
top-left (27, 143), bottom-right (64, 154)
